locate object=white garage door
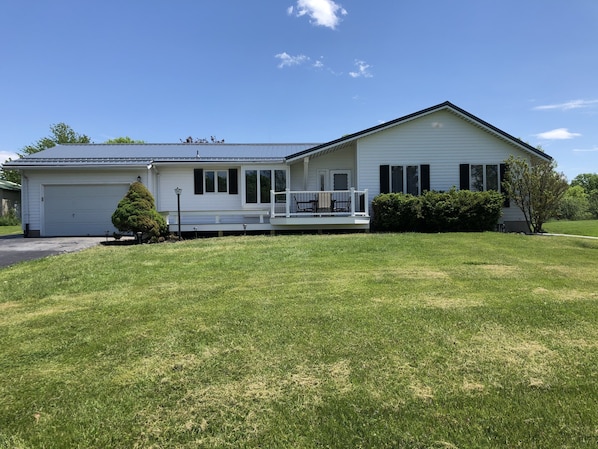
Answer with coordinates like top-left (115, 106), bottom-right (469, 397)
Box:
top-left (44, 184), bottom-right (130, 236)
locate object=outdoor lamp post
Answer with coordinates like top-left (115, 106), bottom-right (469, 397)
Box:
top-left (174, 187), bottom-right (182, 240)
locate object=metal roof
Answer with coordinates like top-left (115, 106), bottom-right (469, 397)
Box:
top-left (4, 143), bottom-right (320, 168)
top-left (0, 180), bottom-right (20, 190)
top-left (4, 102), bottom-right (554, 169)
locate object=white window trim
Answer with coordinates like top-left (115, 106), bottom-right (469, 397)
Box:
top-left (241, 166), bottom-right (289, 207)
top-left (203, 169), bottom-right (229, 194)
top-left (470, 164), bottom-right (500, 192)
top-left (389, 165), bottom-right (420, 195)
top-left (330, 170), bottom-right (352, 191)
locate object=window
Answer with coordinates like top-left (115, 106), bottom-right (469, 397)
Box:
top-left (193, 168), bottom-right (238, 195)
top-left (203, 170), bottom-right (228, 193)
top-left (380, 164), bottom-right (430, 195)
top-left (245, 169), bottom-right (286, 204)
top-left (460, 164), bottom-right (503, 192)
top-left (459, 163), bottom-right (509, 207)
top-left (331, 171), bottom-right (350, 190)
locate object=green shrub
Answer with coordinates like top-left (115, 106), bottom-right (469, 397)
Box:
top-left (0, 208), bottom-right (21, 226)
top-left (112, 181), bottom-right (167, 240)
top-left (372, 189), bottom-right (504, 232)
top-left (371, 193), bottom-right (421, 232)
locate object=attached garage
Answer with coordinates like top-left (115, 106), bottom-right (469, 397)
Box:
top-left (43, 184), bottom-right (130, 236)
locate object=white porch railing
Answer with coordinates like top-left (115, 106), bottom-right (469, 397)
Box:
top-left (161, 209), bottom-right (270, 227)
top-left (270, 189), bottom-right (369, 218)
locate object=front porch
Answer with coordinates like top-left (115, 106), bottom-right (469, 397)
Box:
top-left (269, 189), bottom-right (369, 229)
top-left (161, 189), bottom-right (370, 234)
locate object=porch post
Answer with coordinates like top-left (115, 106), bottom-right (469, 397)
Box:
top-left (270, 190), bottom-right (275, 217)
top-left (350, 187), bottom-right (356, 216)
top-left (285, 188), bottom-right (291, 217)
top-left (303, 157), bottom-right (309, 190)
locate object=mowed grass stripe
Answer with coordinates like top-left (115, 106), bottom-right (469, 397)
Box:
top-left (1, 233), bottom-right (597, 448)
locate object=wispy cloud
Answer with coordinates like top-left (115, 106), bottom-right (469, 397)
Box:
top-left (288, 0), bottom-right (348, 30)
top-left (275, 52), bottom-right (309, 68)
top-left (349, 60), bottom-right (373, 78)
top-left (533, 99), bottom-right (598, 111)
top-left (573, 146), bottom-right (598, 152)
top-left (536, 128), bottom-right (582, 140)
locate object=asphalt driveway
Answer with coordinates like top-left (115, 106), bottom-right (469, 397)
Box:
top-left (0, 235), bottom-right (107, 268)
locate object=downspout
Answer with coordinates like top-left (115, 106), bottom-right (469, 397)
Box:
top-left (303, 157), bottom-right (309, 190)
top-left (146, 163), bottom-right (154, 198)
top-left (21, 173), bottom-right (29, 237)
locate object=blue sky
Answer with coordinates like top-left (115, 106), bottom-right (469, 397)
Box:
top-left (1, 0), bottom-right (597, 180)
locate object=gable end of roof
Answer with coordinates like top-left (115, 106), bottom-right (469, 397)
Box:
top-left (286, 101), bottom-right (552, 162)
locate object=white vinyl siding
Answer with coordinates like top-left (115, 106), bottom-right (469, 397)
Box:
top-left (356, 109), bottom-right (533, 222)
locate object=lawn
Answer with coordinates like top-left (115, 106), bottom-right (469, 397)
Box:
top-left (0, 225), bottom-right (22, 236)
top-left (1, 233), bottom-right (598, 448)
top-left (543, 219), bottom-right (598, 237)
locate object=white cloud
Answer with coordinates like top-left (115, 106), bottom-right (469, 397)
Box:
top-left (313, 59), bottom-right (324, 68)
top-left (289, 0), bottom-right (347, 29)
top-left (536, 128), bottom-right (582, 140)
top-left (275, 52), bottom-right (309, 68)
top-left (533, 99), bottom-right (598, 111)
top-left (349, 60), bottom-right (373, 78)
top-left (573, 146), bottom-right (598, 152)
top-left (0, 151), bottom-right (19, 165)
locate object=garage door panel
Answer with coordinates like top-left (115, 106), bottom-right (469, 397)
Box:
top-left (44, 184), bottom-right (129, 236)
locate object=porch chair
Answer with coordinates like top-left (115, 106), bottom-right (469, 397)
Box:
top-left (294, 195), bottom-right (315, 212)
top-left (317, 192), bottom-right (332, 212)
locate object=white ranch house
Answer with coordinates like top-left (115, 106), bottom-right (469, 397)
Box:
top-left (6, 102), bottom-right (552, 237)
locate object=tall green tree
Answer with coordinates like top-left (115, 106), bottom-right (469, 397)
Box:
top-left (556, 185), bottom-right (590, 220)
top-left (503, 156), bottom-right (569, 233)
top-left (1, 123), bottom-right (91, 184)
top-left (105, 136), bottom-right (145, 144)
top-left (571, 173), bottom-right (598, 193)
top-left (570, 173), bottom-right (598, 218)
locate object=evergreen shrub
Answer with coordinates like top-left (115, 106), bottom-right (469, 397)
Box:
top-left (112, 181), bottom-right (167, 241)
top-left (372, 189), bottom-right (504, 232)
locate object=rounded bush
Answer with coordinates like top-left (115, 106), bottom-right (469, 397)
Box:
top-left (112, 181), bottom-right (167, 240)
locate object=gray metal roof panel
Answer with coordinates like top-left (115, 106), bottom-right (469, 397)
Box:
top-left (33, 143), bottom-right (317, 159)
top-left (4, 143), bottom-right (320, 168)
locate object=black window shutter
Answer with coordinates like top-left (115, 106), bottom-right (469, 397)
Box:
top-left (459, 164), bottom-right (470, 190)
top-left (380, 165), bottom-right (390, 194)
top-left (194, 169), bottom-right (204, 194)
top-left (228, 168), bottom-right (238, 195)
top-left (420, 164), bottom-right (430, 193)
top-left (500, 163), bottom-right (509, 207)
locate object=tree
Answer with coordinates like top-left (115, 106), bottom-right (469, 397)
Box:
top-left (571, 173), bottom-right (598, 193)
top-left (1, 123), bottom-right (91, 184)
top-left (503, 156), bottom-right (569, 233)
top-left (111, 181), bottom-right (167, 241)
top-left (570, 173), bottom-right (598, 219)
top-left (588, 191), bottom-right (598, 218)
top-left (105, 137), bottom-right (145, 144)
top-left (556, 185), bottom-right (590, 220)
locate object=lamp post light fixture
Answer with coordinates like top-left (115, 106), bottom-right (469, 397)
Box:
top-left (174, 187), bottom-right (182, 240)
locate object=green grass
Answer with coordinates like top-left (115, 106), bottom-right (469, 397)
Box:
top-left (1, 233), bottom-right (598, 448)
top-left (0, 225), bottom-right (22, 236)
top-left (544, 219), bottom-right (598, 237)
